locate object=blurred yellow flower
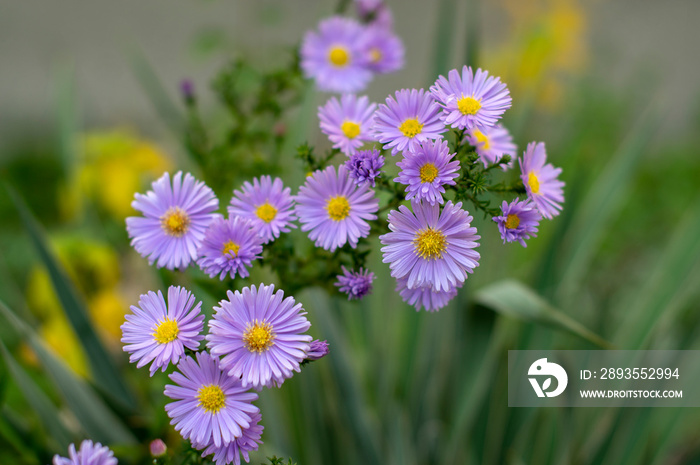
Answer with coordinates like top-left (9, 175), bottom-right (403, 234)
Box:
top-left (89, 289), bottom-right (128, 343)
top-left (62, 129), bottom-right (172, 220)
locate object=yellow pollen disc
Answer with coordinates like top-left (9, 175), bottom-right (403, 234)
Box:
top-left (370, 48), bottom-right (382, 63)
top-left (341, 121), bottom-right (361, 139)
top-left (222, 240), bottom-right (240, 257)
top-left (472, 129), bottom-right (490, 150)
top-left (256, 202), bottom-right (278, 223)
top-left (326, 196), bottom-right (351, 221)
top-left (328, 46), bottom-right (350, 67)
top-left (197, 385), bottom-right (226, 413)
top-left (161, 207), bottom-right (190, 237)
top-left (243, 320), bottom-right (275, 353)
top-left (419, 163), bottom-right (439, 183)
top-left (457, 96), bottom-right (481, 115)
top-left (153, 319), bottom-right (179, 344)
top-left (505, 214), bottom-right (520, 229)
top-left (398, 118), bottom-right (423, 138)
top-left (414, 228), bottom-right (447, 260)
top-left (527, 172), bottom-right (540, 194)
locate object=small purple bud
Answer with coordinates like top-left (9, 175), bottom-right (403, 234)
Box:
top-left (306, 340), bottom-right (330, 361)
top-left (180, 79), bottom-right (195, 103)
top-left (150, 439), bottom-right (167, 457)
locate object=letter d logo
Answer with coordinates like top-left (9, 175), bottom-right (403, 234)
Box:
top-left (528, 358), bottom-right (568, 398)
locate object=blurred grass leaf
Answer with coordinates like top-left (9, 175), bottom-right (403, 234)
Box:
top-left (5, 185), bottom-right (135, 408)
top-left (0, 300), bottom-right (136, 446)
top-left (474, 280), bottom-right (612, 349)
top-left (0, 340), bottom-right (74, 450)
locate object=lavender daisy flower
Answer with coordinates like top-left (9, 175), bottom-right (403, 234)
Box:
top-left (519, 142), bottom-right (565, 219)
top-left (301, 16), bottom-right (373, 93)
top-left (345, 148), bottom-right (385, 187)
top-left (466, 124), bottom-right (517, 169)
top-left (430, 66), bottom-right (512, 131)
top-left (396, 276), bottom-right (461, 312)
top-left (197, 216), bottom-right (264, 280)
top-left (295, 165), bottom-right (379, 252)
top-left (207, 284), bottom-right (312, 390)
top-left (306, 340), bottom-right (330, 361)
top-left (194, 412), bottom-right (264, 465)
top-left (380, 201), bottom-right (480, 292)
top-left (53, 440), bottom-right (117, 465)
top-left (335, 266), bottom-right (375, 300)
top-left (493, 198), bottom-right (541, 247)
top-left (121, 286), bottom-right (204, 376)
top-left (361, 26), bottom-right (404, 74)
top-left (126, 171), bottom-right (219, 270)
top-left (395, 138), bottom-right (460, 205)
top-left (164, 352), bottom-right (259, 448)
top-left (318, 94), bottom-right (376, 155)
top-left (228, 176), bottom-right (297, 244)
top-left (372, 88), bottom-right (446, 156)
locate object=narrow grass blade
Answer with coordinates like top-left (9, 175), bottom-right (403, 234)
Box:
top-left (431, 0), bottom-right (458, 79)
top-left (0, 340), bottom-right (74, 450)
top-left (0, 300), bottom-right (136, 445)
top-left (475, 280), bottom-right (613, 349)
top-left (6, 185), bottom-right (135, 408)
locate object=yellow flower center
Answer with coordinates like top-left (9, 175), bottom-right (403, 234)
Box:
top-left (419, 163), bottom-right (439, 183)
top-left (328, 46), bottom-right (349, 67)
top-left (527, 172), bottom-right (540, 194)
top-left (414, 228), bottom-right (447, 260)
top-left (197, 385), bottom-right (226, 413)
top-left (161, 207), bottom-right (190, 237)
top-left (256, 202), bottom-right (277, 223)
top-left (457, 96), bottom-right (481, 115)
top-left (472, 128), bottom-right (490, 150)
top-left (370, 48), bottom-right (382, 63)
top-left (505, 214), bottom-right (520, 229)
top-left (341, 121), bottom-right (361, 139)
top-left (153, 319), bottom-right (179, 344)
top-left (222, 240), bottom-right (240, 257)
top-left (398, 118), bottom-right (423, 138)
top-left (242, 320), bottom-right (275, 353)
top-left (326, 196), bottom-right (351, 221)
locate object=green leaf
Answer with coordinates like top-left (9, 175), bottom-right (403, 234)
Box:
top-left (0, 340), bottom-right (74, 450)
top-left (474, 280), bottom-right (613, 349)
top-left (0, 300), bottom-right (136, 445)
top-left (5, 185), bottom-right (135, 408)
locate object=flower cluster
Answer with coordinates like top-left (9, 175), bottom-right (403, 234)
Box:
top-left (300, 5), bottom-right (404, 94)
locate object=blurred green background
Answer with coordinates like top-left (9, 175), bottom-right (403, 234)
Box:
top-left (1, 0), bottom-right (700, 464)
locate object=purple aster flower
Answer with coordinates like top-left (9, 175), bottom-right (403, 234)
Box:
top-left (345, 148), bottom-right (385, 187)
top-left (197, 216), bottom-right (264, 280)
top-left (301, 16), bottom-right (373, 93)
top-left (306, 340), bottom-right (330, 361)
top-left (519, 142), bottom-right (565, 219)
top-left (466, 124), bottom-right (517, 169)
top-left (360, 26), bottom-right (404, 74)
top-left (396, 276), bottom-right (461, 312)
top-left (53, 440), bottom-right (117, 465)
top-left (335, 266), bottom-right (375, 300)
top-left (164, 352), bottom-right (259, 448)
top-left (395, 138), bottom-right (460, 205)
top-left (295, 165), bottom-right (379, 252)
top-left (318, 94), bottom-right (376, 155)
top-left (121, 286), bottom-right (204, 376)
top-left (207, 284), bottom-right (312, 390)
top-left (126, 171), bottom-right (219, 270)
top-left (228, 176), bottom-right (297, 244)
top-left (493, 198), bottom-right (541, 247)
top-left (430, 66), bottom-right (512, 131)
top-left (380, 201), bottom-right (480, 292)
top-left (193, 411), bottom-right (264, 465)
top-left (372, 88), bottom-right (446, 155)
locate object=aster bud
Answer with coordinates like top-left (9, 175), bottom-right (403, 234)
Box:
top-left (149, 439), bottom-right (167, 457)
top-left (306, 340), bottom-right (330, 361)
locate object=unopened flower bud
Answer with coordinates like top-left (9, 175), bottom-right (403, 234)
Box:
top-left (150, 439), bottom-right (167, 457)
top-left (306, 339), bottom-right (330, 361)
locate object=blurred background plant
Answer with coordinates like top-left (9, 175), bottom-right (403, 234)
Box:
top-left (1, 0), bottom-right (700, 464)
